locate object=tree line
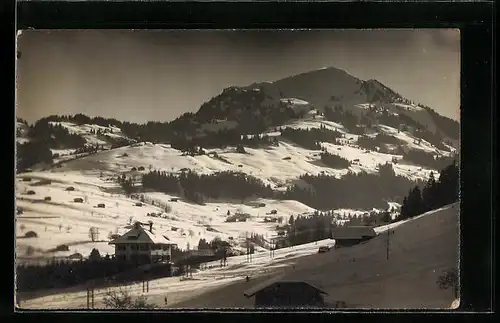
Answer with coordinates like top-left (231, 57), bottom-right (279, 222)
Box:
top-left (16, 250), bottom-right (142, 292)
top-left (141, 163), bottom-right (420, 211)
top-left (397, 160), bottom-right (459, 220)
top-left (279, 125), bottom-right (343, 150)
top-left (278, 163), bottom-right (422, 210)
top-left (142, 170), bottom-right (274, 204)
top-left (401, 149), bottom-right (457, 170)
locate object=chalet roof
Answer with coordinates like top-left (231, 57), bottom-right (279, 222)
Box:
top-left (109, 222), bottom-right (175, 245)
top-left (332, 226), bottom-right (376, 240)
top-left (243, 275), bottom-right (328, 298)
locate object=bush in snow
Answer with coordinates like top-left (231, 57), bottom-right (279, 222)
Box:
top-left (437, 268), bottom-right (459, 298)
top-left (103, 289), bottom-right (155, 309)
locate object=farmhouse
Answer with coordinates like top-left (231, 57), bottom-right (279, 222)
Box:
top-left (332, 226), bottom-right (376, 248)
top-left (244, 276), bottom-right (328, 308)
top-left (109, 222), bottom-right (176, 264)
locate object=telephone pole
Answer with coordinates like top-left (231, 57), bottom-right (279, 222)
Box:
top-left (87, 284), bottom-right (95, 309)
top-left (386, 228), bottom-right (393, 260)
top-left (246, 232), bottom-right (250, 263)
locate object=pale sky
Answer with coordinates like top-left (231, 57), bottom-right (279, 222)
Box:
top-left (16, 29), bottom-right (460, 124)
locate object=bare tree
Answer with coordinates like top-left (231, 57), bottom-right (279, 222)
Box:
top-left (58, 223), bottom-right (63, 232)
top-left (188, 229), bottom-right (194, 237)
top-left (89, 227), bottom-right (99, 242)
top-left (103, 289), bottom-right (156, 309)
top-left (19, 224), bottom-right (26, 232)
top-left (66, 225), bottom-right (72, 233)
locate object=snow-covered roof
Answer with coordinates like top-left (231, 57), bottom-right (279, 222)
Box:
top-left (109, 222), bottom-right (175, 245)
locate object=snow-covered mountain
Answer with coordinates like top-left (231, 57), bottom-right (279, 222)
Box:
top-left (15, 66), bottom-right (459, 264)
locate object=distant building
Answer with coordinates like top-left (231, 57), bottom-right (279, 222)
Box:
top-left (244, 276), bottom-right (328, 308)
top-left (332, 226), bottom-right (376, 248)
top-left (109, 222), bottom-right (176, 264)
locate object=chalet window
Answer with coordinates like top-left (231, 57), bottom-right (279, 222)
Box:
top-left (116, 245), bottom-right (126, 251)
top-left (162, 245), bottom-right (170, 251)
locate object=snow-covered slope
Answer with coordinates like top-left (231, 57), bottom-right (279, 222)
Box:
top-left (19, 203), bottom-right (459, 309)
top-left (49, 113), bottom-right (446, 185)
top-left (165, 203), bottom-right (460, 309)
top-left (47, 121), bottom-right (135, 148)
top-left (15, 170), bottom-right (317, 259)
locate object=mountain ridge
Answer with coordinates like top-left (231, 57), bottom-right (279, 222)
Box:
top-left (16, 66), bottom-right (459, 175)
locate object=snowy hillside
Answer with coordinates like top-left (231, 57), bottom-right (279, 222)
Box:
top-left (49, 112), bottom-right (448, 184)
top-left (47, 121), bottom-right (133, 148)
top-left (15, 170), bottom-right (318, 259)
top-left (20, 203), bottom-right (459, 309)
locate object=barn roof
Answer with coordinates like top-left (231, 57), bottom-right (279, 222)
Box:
top-left (109, 222), bottom-right (176, 245)
top-left (243, 275), bottom-right (328, 297)
top-left (332, 226), bottom-right (376, 240)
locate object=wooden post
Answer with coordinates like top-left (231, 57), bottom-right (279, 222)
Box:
top-left (386, 228), bottom-right (393, 260)
top-left (87, 287), bottom-right (90, 309)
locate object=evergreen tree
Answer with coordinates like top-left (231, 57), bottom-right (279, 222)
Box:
top-left (422, 171), bottom-right (438, 211)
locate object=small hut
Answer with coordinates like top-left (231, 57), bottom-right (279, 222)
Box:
top-left (332, 226), bottom-right (376, 248)
top-left (243, 276), bottom-right (328, 308)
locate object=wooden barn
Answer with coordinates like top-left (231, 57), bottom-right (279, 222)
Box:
top-left (243, 276), bottom-right (328, 308)
top-left (332, 226), bottom-right (376, 248)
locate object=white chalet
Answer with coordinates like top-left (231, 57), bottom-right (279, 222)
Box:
top-left (109, 222), bottom-right (176, 264)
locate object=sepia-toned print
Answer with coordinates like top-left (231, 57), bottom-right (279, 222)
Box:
top-left (15, 29), bottom-right (460, 310)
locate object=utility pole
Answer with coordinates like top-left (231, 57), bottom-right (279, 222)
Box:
top-left (246, 232), bottom-right (249, 263)
top-left (386, 228), bottom-right (393, 260)
top-left (86, 283), bottom-right (95, 309)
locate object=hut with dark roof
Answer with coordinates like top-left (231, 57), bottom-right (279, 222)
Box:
top-left (243, 275), bottom-right (328, 308)
top-left (332, 225), bottom-right (376, 248)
